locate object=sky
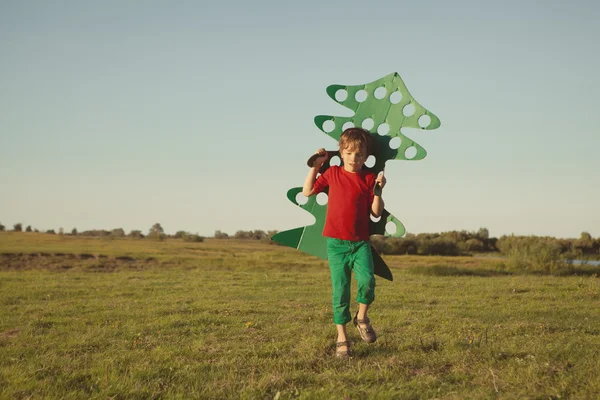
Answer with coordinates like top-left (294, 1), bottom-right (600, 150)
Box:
top-left (1, 0), bottom-right (599, 239)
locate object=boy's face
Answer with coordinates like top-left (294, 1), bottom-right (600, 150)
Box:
top-left (340, 144), bottom-right (368, 173)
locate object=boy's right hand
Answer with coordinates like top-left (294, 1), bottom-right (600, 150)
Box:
top-left (307, 148), bottom-right (329, 168)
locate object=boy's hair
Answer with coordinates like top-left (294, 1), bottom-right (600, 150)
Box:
top-left (339, 127), bottom-right (372, 155)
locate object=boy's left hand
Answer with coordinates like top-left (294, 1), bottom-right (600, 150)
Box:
top-left (374, 171), bottom-right (386, 196)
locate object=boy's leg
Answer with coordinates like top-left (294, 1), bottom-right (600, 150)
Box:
top-left (327, 239), bottom-right (353, 356)
top-left (327, 238), bottom-right (353, 326)
top-left (357, 302), bottom-right (369, 321)
top-left (352, 241), bottom-right (376, 308)
top-left (335, 324), bottom-right (350, 357)
top-left (352, 241), bottom-right (377, 343)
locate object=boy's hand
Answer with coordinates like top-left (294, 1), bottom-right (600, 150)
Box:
top-left (307, 148), bottom-right (329, 168)
top-left (374, 171), bottom-right (386, 196)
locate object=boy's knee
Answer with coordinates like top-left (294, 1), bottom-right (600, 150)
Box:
top-left (332, 289), bottom-right (350, 304)
top-left (357, 275), bottom-right (375, 289)
top-left (356, 276), bottom-right (375, 303)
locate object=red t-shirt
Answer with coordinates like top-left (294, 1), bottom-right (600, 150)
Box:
top-left (313, 166), bottom-right (376, 241)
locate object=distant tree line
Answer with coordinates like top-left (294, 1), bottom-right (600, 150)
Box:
top-left (0, 222), bottom-right (203, 242)
top-left (214, 228), bottom-right (600, 259)
top-left (370, 228), bottom-right (495, 256)
top-left (213, 230), bottom-right (279, 241)
top-left (3, 221), bottom-right (599, 260)
top-left (371, 230), bottom-right (599, 258)
top-left (0, 223), bottom-right (38, 233)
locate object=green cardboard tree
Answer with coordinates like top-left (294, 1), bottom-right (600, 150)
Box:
top-left (272, 72), bottom-right (441, 281)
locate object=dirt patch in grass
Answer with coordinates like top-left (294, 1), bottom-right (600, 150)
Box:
top-left (408, 265), bottom-right (511, 277)
top-left (0, 253), bottom-right (159, 271)
top-left (1, 329), bottom-right (20, 339)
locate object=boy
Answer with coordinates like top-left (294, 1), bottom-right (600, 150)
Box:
top-left (302, 127), bottom-right (386, 358)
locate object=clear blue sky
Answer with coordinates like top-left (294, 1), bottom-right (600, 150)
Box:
top-left (1, 0), bottom-right (598, 238)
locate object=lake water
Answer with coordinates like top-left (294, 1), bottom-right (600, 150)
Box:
top-left (568, 259), bottom-right (600, 267)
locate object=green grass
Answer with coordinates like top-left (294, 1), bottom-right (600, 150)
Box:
top-left (1, 232), bottom-right (600, 399)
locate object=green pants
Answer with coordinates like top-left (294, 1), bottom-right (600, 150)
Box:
top-left (327, 238), bottom-right (376, 325)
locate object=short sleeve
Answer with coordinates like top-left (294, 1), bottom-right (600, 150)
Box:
top-left (312, 168), bottom-right (331, 194)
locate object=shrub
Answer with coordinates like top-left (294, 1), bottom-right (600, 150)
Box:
top-left (147, 223), bottom-right (165, 241)
top-left (462, 238), bottom-right (485, 253)
top-left (476, 227), bottom-right (490, 241)
top-left (80, 230), bottom-right (110, 237)
top-left (111, 228), bottom-right (125, 238)
top-left (233, 230), bottom-right (268, 240)
top-left (214, 230), bottom-right (229, 239)
top-left (173, 231), bottom-right (186, 239)
top-left (417, 237), bottom-right (461, 256)
top-left (129, 230), bottom-right (144, 239)
top-left (149, 223), bottom-right (164, 235)
top-left (13, 223), bottom-right (22, 232)
top-left (182, 233), bottom-right (204, 242)
top-left (497, 235), bottom-right (567, 274)
top-left (0, 223), bottom-right (4, 232)
top-left (147, 232), bottom-right (166, 241)
top-left (388, 237), bottom-right (419, 255)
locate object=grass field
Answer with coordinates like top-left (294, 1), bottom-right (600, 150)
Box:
top-left (1, 232), bottom-right (600, 399)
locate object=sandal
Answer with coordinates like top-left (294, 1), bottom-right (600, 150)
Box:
top-left (353, 313), bottom-right (377, 343)
top-left (335, 340), bottom-right (352, 358)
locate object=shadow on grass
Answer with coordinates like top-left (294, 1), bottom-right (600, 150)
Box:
top-left (410, 264), bottom-right (600, 277)
top-left (546, 266), bottom-right (600, 277)
top-left (408, 265), bottom-right (512, 277)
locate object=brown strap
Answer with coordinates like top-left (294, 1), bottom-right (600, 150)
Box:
top-left (336, 341), bottom-right (351, 348)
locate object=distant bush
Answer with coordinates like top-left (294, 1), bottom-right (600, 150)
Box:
top-left (148, 223), bottom-right (166, 241)
top-left (80, 230), bottom-right (111, 237)
top-left (13, 223), bottom-right (22, 232)
top-left (497, 235), bottom-right (567, 273)
top-left (147, 232), bottom-right (166, 241)
top-left (235, 230), bottom-right (268, 240)
top-left (573, 231), bottom-right (599, 256)
top-left (182, 233), bottom-right (204, 242)
top-left (71, 228), bottom-right (78, 235)
top-left (0, 223), bottom-right (4, 232)
top-left (229, 229), bottom-right (282, 243)
top-left (25, 225), bottom-right (32, 232)
top-left (149, 223), bottom-right (164, 235)
top-left (462, 238), bottom-right (485, 252)
top-left (417, 237), bottom-right (461, 256)
top-left (129, 230), bottom-right (144, 239)
top-left (173, 231), bottom-right (186, 239)
top-left (371, 233), bottom-right (460, 256)
top-left (46, 229), bottom-right (56, 234)
top-left (385, 235), bottom-right (419, 255)
top-left (214, 230), bottom-right (229, 239)
top-left (111, 228), bottom-right (125, 238)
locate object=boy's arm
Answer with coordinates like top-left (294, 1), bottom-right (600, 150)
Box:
top-left (302, 149), bottom-right (328, 196)
top-left (371, 172), bottom-right (386, 217)
top-left (302, 167), bottom-right (320, 197)
top-left (371, 195), bottom-right (384, 218)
